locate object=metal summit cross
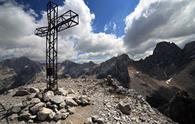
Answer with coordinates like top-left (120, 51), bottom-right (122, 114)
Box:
top-left (35, 0), bottom-right (79, 91)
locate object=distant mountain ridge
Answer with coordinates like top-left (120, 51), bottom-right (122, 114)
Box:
top-left (1, 41), bottom-right (194, 93)
top-left (59, 54), bottom-right (132, 88)
top-left (59, 60), bottom-right (97, 78)
top-left (0, 41), bottom-right (195, 124)
top-left (0, 57), bottom-right (43, 93)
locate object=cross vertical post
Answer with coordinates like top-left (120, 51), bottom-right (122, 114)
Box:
top-left (35, 0), bottom-right (79, 91)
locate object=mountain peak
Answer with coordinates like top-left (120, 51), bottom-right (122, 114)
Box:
top-left (153, 41), bottom-right (182, 56)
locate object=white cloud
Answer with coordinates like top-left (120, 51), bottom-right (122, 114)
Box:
top-left (124, 0), bottom-right (195, 60)
top-left (0, 0), bottom-right (126, 62)
top-left (0, 2), bottom-right (46, 61)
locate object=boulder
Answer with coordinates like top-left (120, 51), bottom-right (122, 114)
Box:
top-left (43, 91), bottom-right (54, 102)
top-left (61, 112), bottom-right (69, 120)
top-left (117, 101), bottom-right (131, 115)
top-left (50, 95), bottom-right (65, 104)
top-left (37, 107), bottom-right (54, 121)
top-left (91, 115), bottom-right (99, 122)
top-left (30, 98), bottom-right (41, 105)
top-left (96, 118), bottom-right (104, 124)
top-left (53, 112), bottom-right (62, 121)
top-left (58, 88), bottom-right (68, 96)
top-left (48, 110), bottom-right (55, 120)
top-left (91, 115), bottom-right (104, 124)
top-left (65, 97), bottom-right (78, 107)
top-left (36, 92), bottom-right (43, 100)
top-left (59, 101), bottom-right (66, 109)
top-left (30, 102), bottom-right (45, 114)
top-left (79, 96), bottom-right (90, 106)
top-left (106, 75), bottom-right (113, 85)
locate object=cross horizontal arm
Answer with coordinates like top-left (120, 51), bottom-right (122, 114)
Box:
top-left (34, 10), bottom-right (79, 38)
top-left (55, 10), bottom-right (79, 32)
top-left (35, 26), bottom-right (48, 37)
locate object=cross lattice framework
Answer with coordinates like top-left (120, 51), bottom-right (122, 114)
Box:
top-left (35, 0), bottom-right (79, 91)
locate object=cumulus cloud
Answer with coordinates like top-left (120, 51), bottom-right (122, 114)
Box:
top-left (124, 0), bottom-right (195, 60)
top-left (0, 1), bottom-right (46, 61)
top-left (0, 0), bottom-right (126, 62)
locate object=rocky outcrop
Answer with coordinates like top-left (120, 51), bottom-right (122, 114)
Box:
top-left (0, 57), bottom-right (43, 94)
top-left (92, 54), bottom-right (132, 88)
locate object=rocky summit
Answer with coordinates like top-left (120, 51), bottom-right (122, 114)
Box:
top-left (0, 75), bottom-right (176, 124)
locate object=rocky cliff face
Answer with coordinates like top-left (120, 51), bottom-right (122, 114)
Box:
top-left (0, 57), bottom-right (43, 93)
top-left (0, 66), bottom-right (16, 94)
top-left (183, 41), bottom-right (195, 62)
top-left (92, 54), bottom-right (132, 88)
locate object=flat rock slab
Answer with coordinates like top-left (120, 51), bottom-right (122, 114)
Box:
top-left (51, 95), bottom-right (65, 104)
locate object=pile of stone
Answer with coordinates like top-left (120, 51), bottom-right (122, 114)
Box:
top-left (7, 87), bottom-right (91, 123)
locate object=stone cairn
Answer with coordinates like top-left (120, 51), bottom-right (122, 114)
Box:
top-left (7, 87), bottom-right (91, 123)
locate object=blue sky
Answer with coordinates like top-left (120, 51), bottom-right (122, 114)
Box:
top-left (15, 0), bottom-right (139, 37)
